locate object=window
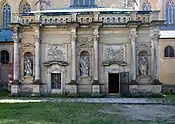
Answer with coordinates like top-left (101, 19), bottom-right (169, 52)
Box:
top-left (71, 0), bottom-right (95, 6)
top-left (2, 3), bottom-right (11, 28)
top-left (20, 2), bottom-right (31, 13)
top-left (164, 46), bottom-right (174, 57)
top-left (166, 0), bottom-right (175, 24)
top-left (0, 50), bottom-right (9, 63)
top-left (51, 73), bottom-right (61, 89)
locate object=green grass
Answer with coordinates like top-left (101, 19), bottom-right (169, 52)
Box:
top-left (164, 94), bottom-right (175, 100)
top-left (0, 102), bottom-right (173, 124)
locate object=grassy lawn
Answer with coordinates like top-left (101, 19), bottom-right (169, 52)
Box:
top-left (0, 102), bottom-right (167, 124)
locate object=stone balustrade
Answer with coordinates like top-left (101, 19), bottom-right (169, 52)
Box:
top-left (11, 10), bottom-right (160, 25)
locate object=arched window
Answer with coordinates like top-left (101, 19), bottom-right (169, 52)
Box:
top-left (2, 3), bottom-right (11, 28)
top-left (166, 0), bottom-right (175, 24)
top-left (164, 46), bottom-right (174, 57)
top-left (20, 2), bottom-right (31, 13)
top-left (23, 52), bottom-right (33, 76)
top-left (80, 51), bottom-right (90, 76)
top-left (143, 0), bottom-right (152, 11)
top-left (0, 50), bottom-right (9, 63)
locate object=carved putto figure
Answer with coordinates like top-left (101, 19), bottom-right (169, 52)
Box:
top-left (138, 56), bottom-right (148, 76)
top-left (24, 59), bottom-right (33, 76)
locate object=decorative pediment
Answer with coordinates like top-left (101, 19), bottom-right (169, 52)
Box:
top-left (20, 43), bottom-right (35, 49)
top-left (137, 43), bottom-right (150, 48)
top-left (43, 61), bottom-right (68, 67)
top-left (102, 61), bottom-right (127, 66)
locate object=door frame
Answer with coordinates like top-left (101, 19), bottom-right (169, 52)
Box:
top-left (108, 73), bottom-right (120, 94)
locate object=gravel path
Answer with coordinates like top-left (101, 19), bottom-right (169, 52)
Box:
top-left (0, 97), bottom-right (174, 104)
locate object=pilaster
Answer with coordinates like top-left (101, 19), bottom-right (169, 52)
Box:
top-left (11, 25), bottom-right (22, 85)
top-left (69, 23), bottom-right (79, 85)
top-left (31, 23), bottom-right (42, 84)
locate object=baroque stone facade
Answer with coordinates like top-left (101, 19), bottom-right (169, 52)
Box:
top-left (0, 0), bottom-right (173, 95)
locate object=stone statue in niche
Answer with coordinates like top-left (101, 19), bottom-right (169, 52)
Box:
top-left (24, 58), bottom-right (33, 76)
top-left (138, 56), bottom-right (148, 76)
top-left (35, 0), bottom-right (51, 10)
top-left (80, 51), bottom-right (90, 76)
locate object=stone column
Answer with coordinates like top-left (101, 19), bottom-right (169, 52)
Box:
top-left (71, 28), bottom-right (77, 83)
top-left (130, 34), bottom-right (137, 81)
top-left (68, 28), bottom-right (77, 94)
top-left (152, 32), bottom-right (160, 80)
top-left (93, 27), bottom-right (99, 82)
top-left (34, 27), bottom-right (41, 84)
top-left (12, 32), bottom-right (20, 84)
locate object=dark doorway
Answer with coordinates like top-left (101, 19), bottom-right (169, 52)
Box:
top-left (51, 73), bottom-right (61, 89)
top-left (108, 73), bottom-right (120, 93)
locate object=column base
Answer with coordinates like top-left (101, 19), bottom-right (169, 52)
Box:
top-left (33, 80), bottom-right (42, 85)
top-left (69, 80), bottom-right (77, 85)
top-left (11, 80), bottom-right (21, 85)
top-left (130, 80), bottom-right (139, 85)
top-left (151, 79), bottom-right (162, 85)
top-left (68, 80), bottom-right (77, 94)
top-left (11, 85), bottom-right (20, 96)
top-left (92, 85), bottom-right (100, 94)
top-left (92, 80), bottom-right (99, 85)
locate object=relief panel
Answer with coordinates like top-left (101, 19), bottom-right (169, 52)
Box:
top-left (103, 45), bottom-right (125, 61)
top-left (46, 44), bottom-right (66, 61)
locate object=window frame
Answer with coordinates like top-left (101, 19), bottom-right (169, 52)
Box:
top-left (2, 3), bottom-right (11, 29)
top-left (164, 46), bottom-right (175, 58)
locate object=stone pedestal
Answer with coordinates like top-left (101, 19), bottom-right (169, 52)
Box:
top-left (129, 84), bottom-right (162, 96)
top-left (11, 85), bottom-right (19, 96)
top-left (92, 85), bottom-right (100, 94)
top-left (32, 85), bottom-right (40, 96)
top-left (68, 85), bottom-right (77, 94)
top-left (137, 76), bottom-right (152, 84)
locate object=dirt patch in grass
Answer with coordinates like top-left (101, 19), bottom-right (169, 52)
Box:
top-left (99, 104), bottom-right (175, 124)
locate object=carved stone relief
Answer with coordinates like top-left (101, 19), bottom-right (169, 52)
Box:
top-left (20, 43), bottom-right (35, 49)
top-left (103, 45), bottom-right (124, 61)
top-left (136, 43), bottom-right (151, 55)
top-left (47, 45), bottom-right (65, 61)
top-left (77, 37), bottom-right (93, 48)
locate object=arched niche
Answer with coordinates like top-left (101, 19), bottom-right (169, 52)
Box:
top-left (23, 52), bottom-right (33, 76)
top-left (138, 51), bottom-right (149, 76)
top-left (79, 51), bottom-right (90, 77)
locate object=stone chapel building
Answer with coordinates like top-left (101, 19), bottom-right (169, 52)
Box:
top-left (0, 0), bottom-right (174, 96)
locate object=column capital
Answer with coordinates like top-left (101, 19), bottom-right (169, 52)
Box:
top-left (71, 28), bottom-right (76, 40)
top-left (129, 34), bottom-right (137, 41)
top-left (151, 32), bottom-right (160, 42)
top-left (34, 35), bottom-right (41, 42)
top-left (93, 28), bottom-right (99, 39)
